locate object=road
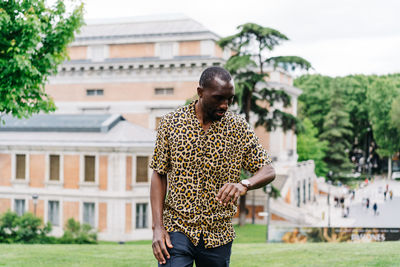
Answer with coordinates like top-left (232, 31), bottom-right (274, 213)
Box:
top-left (313, 178), bottom-right (400, 227)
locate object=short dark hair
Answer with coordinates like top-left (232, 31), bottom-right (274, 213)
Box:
top-left (199, 67), bottom-right (232, 88)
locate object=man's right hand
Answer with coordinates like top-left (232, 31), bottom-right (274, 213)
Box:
top-left (152, 226), bottom-right (173, 265)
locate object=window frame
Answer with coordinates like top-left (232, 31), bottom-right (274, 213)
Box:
top-left (46, 153), bottom-right (64, 184)
top-left (80, 154), bottom-right (99, 185)
top-left (11, 152), bottom-right (29, 182)
top-left (82, 201), bottom-right (97, 228)
top-left (86, 89), bottom-right (104, 96)
top-left (13, 198), bottom-right (27, 216)
top-left (133, 154), bottom-right (150, 184)
top-left (47, 200), bottom-right (61, 227)
top-left (135, 202), bottom-right (149, 229)
top-left (154, 88), bottom-right (174, 96)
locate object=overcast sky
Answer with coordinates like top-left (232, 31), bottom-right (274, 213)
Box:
top-left (80, 0), bottom-right (400, 77)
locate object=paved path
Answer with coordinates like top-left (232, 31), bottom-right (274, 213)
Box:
top-left (310, 178), bottom-right (400, 227)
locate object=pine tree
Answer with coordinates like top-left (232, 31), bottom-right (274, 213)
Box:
top-left (319, 82), bottom-right (354, 178)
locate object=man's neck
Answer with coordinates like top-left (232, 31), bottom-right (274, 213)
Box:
top-left (195, 101), bottom-right (212, 132)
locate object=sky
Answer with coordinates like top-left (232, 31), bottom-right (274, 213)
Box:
top-left (78, 0), bottom-right (400, 77)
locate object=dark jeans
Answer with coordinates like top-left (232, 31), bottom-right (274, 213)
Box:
top-left (158, 232), bottom-right (232, 267)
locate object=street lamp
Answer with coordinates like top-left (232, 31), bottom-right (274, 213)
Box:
top-left (327, 180), bottom-right (332, 228)
top-left (32, 194), bottom-right (39, 217)
top-left (266, 184), bottom-right (272, 243)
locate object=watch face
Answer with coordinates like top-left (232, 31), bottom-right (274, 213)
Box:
top-left (241, 180), bottom-right (250, 187)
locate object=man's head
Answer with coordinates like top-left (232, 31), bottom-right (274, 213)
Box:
top-left (197, 67), bottom-right (235, 122)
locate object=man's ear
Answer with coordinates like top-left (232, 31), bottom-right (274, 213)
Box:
top-left (197, 87), bottom-right (203, 98)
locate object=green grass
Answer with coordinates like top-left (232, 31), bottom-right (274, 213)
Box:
top-left (0, 225), bottom-right (399, 266)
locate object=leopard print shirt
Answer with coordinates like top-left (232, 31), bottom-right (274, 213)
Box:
top-left (150, 101), bottom-right (272, 248)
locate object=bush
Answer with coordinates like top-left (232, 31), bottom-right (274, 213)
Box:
top-left (59, 218), bottom-right (97, 244)
top-left (0, 211), bottom-right (52, 243)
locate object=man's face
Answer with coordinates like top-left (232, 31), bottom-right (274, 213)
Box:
top-left (198, 76), bottom-right (235, 121)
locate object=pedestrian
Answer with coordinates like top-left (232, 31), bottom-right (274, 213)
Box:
top-left (384, 190), bottom-right (387, 201)
top-left (373, 203), bottom-right (378, 215)
top-left (150, 67), bottom-right (275, 266)
top-left (366, 198), bottom-right (370, 209)
top-left (390, 190), bottom-right (393, 200)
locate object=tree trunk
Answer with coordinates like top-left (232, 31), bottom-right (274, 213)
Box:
top-left (388, 157), bottom-right (392, 179)
top-left (239, 195), bottom-right (247, 226)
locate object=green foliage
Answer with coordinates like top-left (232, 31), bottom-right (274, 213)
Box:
top-left (390, 95), bottom-right (400, 132)
top-left (0, 0), bottom-right (84, 119)
top-left (366, 77), bottom-right (400, 157)
top-left (218, 23), bottom-right (311, 132)
top-left (0, 211), bottom-right (52, 243)
top-left (319, 82), bottom-right (354, 177)
top-left (297, 118), bottom-right (329, 177)
top-left (60, 218), bottom-right (97, 244)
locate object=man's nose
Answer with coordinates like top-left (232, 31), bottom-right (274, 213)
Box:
top-left (219, 100), bottom-right (228, 110)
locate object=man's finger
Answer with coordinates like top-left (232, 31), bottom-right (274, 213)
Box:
top-left (165, 233), bottom-right (173, 248)
top-left (160, 239), bottom-right (170, 261)
top-left (152, 242), bottom-right (165, 264)
top-left (232, 191), bottom-right (240, 205)
top-left (220, 185), bottom-right (234, 203)
top-left (216, 184), bottom-right (228, 200)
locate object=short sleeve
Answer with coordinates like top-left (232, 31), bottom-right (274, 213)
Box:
top-left (241, 123), bottom-right (272, 173)
top-left (150, 116), bottom-right (171, 175)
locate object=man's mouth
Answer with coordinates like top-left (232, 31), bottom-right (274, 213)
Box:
top-left (215, 110), bottom-right (226, 117)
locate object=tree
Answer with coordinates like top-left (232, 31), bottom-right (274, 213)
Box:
top-left (218, 23), bottom-right (311, 225)
top-left (319, 81), bottom-right (354, 178)
top-left (297, 118), bottom-right (328, 177)
top-left (390, 95), bottom-right (400, 132)
top-left (367, 77), bottom-right (400, 178)
top-left (0, 0), bottom-right (84, 119)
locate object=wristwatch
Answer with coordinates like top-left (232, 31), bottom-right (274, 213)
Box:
top-left (240, 179), bottom-right (251, 190)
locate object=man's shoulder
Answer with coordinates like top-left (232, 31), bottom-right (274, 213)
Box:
top-left (160, 104), bottom-right (192, 123)
top-left (224, 111), bottom-right (248, 129)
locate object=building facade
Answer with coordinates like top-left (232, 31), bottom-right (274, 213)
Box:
top-left (0, 114), bottom-right (155, 241)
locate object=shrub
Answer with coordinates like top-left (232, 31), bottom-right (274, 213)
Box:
top-left (59, 218), bottom-right (97, 244)
top-left (0, 211), bottom-right (52, 243)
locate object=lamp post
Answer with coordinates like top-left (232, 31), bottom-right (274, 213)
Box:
top-left (327, 180), bottom-right (332, 228)
top-left (266, 184), bottom-right (272, 243)
top-left (32, 194), bottom-right (39, 217)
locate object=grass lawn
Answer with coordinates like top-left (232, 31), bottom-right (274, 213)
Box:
top-left (1, 225), bottom-right (399, 266)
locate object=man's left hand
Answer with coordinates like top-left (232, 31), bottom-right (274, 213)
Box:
top-left (216, 183), bottom-right (247, 206)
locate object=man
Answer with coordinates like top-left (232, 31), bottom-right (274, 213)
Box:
top-left (150, 66), bottom-right (275, 266)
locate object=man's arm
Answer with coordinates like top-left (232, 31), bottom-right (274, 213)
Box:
top-left (150, 170), bottom-right (172, 265)
top-left (216, 164), bottom-right (276, 205)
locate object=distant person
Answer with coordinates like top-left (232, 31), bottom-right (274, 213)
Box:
top-left (366, 198), bottom-right (370, 209)
top-left (390, 190), bottom-right (393, 200)
top-left (384, 190), bottom-right (387, 201)
top-left (373, 203), bottom-right (378, 216)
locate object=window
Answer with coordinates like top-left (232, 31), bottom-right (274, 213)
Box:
top-left (303, 180), bottom-right (306, 204)
top-left (49, 155), bottom-right (60, 181)
top-left (48, 201), bottom-right (60, 226)
top-left (136, 156), bottom-right (149, 183)
top-left (84, 156), bottom-right (95, 182)
top-left (154, 88), bottom-right (173, 95)
top-left (136, 203), bottom-right (148, 229)
top-left (83, 202), bottom-right (95, 227)
top-left (14, 199), bottom-right (25, 216)
top-left (159, 42), bottom-right (173, 59)
top-left (86, 89), bottom-right (104, 96)
top-left (16, 154), bottom-right (26, 180)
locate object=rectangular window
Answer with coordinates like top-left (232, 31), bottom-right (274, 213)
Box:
top-left (86, 89), bottom-right (104, 96)
top-left (136, 203), bottom-right (148, 229)
top-left (14, 199), bottom-right (25, 216)
top-left (49, 155), bottom-right (60, 181)
top-left (16, 154), bottom-right (26, 180)
top-left (83, 202), bottom-right (95, 227)
top-left (154, 88), bottom-right (173, 95)
top-left (84, 155), bottom-right (95, 182)
top-left (159, 42), bottom-right (173, 59)
top-left (136, 156), bottom-right (149, 183)
top-left (48, 201), bottom-right (60, 226)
